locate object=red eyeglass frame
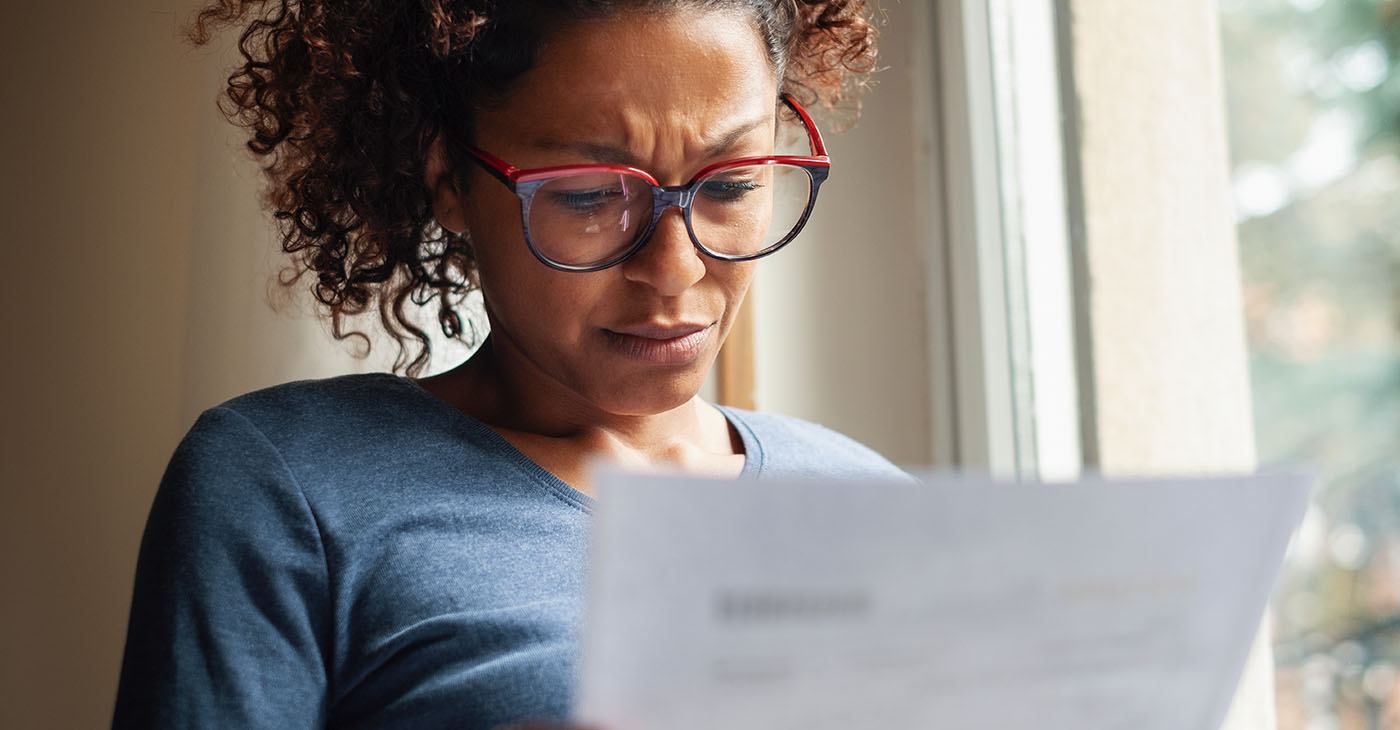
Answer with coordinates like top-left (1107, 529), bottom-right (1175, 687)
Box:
top-left (459, 93), bottom-right (832, 272)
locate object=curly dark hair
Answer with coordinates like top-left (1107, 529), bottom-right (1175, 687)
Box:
top-left (189, 0), bottom-right (879, 375)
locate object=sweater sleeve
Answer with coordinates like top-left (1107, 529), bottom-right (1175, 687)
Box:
top-left (112, 406), bottom-right (331, 730)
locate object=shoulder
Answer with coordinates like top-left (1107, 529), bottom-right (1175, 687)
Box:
top-left (174, 373), bottom-right (499, 500)
top-left (176, 373), bottom-right (584, 511)
top-left (719, 406), bottom-right (911, 481)
top-left (156, 376), bottom-right (429, 550)
top-left (216, 372), bottom-right (430, 435)
top-left (203, 372), bottom-right (462, 465)
top-left (161, 374), bottom-right (426, 512)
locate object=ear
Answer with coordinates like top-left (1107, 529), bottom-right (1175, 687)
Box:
top-left (425, 135), bottom-right (468, 234)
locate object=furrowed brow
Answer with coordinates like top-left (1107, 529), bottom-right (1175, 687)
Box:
top-left (533, 140), bottom-right (638, 166)
top-left (531, 115), bottom-right (774, 166)
top-left (703, 115), bottom-right (772, 158)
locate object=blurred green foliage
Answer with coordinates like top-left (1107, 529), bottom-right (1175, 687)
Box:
top-left (1220, 0), bottom-right (1400, 512)
top-left (1220, 0), bottom-right (1400, 726)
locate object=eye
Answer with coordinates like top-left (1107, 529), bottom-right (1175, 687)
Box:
top-left (699, 178), bottom-right (763, 203)
top-left (550, 187), bottom-right (625, 213)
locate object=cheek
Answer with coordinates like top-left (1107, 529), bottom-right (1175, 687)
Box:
top-left (716, 260), bottom-right (757, 303)
top-left (466, 215), bottom-right (610, 336)
top-left (461, 180), bottom-right (522, 254)
top-left (708, 261), bottom-right (757, 335)
top-left (462, 188), bottom-right (535, 295)
top-left (475, 250), bottom-right (592, 325)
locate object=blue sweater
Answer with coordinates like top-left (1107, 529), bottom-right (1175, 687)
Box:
top-left (113, 373), bottom-right (905, 729)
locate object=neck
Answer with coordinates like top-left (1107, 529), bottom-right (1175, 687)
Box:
top-left (421, 334), bottom-right (736, 463)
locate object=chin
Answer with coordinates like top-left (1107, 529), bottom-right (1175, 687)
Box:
top-left (591, 366), bottom-right (710, 417)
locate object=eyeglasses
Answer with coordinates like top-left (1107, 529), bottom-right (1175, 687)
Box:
top-left (461, 94), bottom-right (830, 272)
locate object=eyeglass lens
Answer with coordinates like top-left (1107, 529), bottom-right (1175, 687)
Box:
top-left (526, 163), bottom-right (814, 268)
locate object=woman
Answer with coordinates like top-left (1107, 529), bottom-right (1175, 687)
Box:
top-left (113, 1), bottom-right (901, 728)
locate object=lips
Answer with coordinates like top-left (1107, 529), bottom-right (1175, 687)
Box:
top-left (603, 322), bottom-right (714, 365)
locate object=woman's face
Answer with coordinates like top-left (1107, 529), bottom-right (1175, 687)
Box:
top-left (447, 8), bottom-right (780, 418)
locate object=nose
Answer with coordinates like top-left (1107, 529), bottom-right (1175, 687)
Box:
top-left (620, 206), bottom-right (707, 296)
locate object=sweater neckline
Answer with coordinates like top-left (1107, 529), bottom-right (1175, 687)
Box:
top-left (384, 374), bottom-right (763, 504)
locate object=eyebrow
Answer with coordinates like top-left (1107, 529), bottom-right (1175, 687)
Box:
top-left (533, 114), bottom-right (773, 166)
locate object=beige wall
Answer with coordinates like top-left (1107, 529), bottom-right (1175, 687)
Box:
top-left (752, 3), bottom-right (934, 466)
top-left (0, 3), bottom-right (386, 728)
top-left (1063, 1), bottom-right (1269, 728)
top-left (1066, 0), bottom-right (1257, 476)
top-left (1, 5), bottom-right (200, 729)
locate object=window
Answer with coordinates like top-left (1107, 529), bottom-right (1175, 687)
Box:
top-left (1219, 1), bottom-right (1400, 727)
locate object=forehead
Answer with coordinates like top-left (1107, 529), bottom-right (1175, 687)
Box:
top-left (474, 8), bottom-right (779, 148)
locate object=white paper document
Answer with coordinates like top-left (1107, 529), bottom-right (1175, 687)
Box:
top-left (574, 470), bottom-right (1313, 730)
